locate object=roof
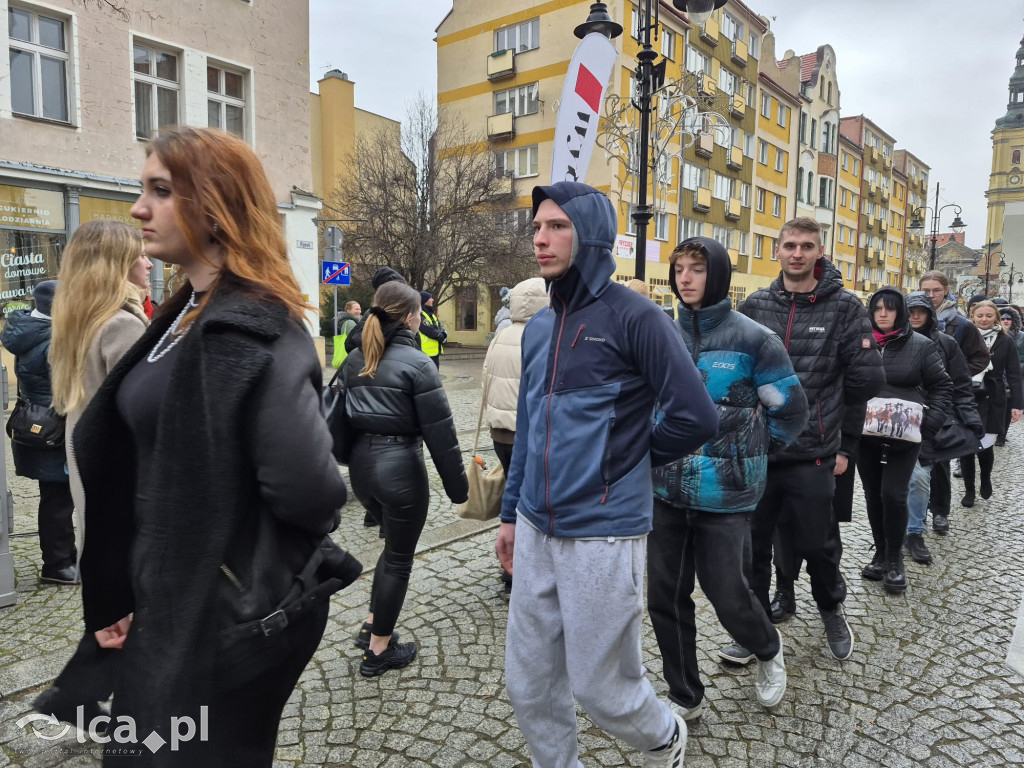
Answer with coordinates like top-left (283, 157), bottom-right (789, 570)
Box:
top-left (800, 53), bottom-right (817, 83)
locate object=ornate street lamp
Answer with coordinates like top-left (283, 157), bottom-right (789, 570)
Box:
top-left (971, 247), bottom-right (1006, 297)
top-left (907, 182), bottom-right (966, 271)
top-left (999, 262), bottom-right (1024, 303)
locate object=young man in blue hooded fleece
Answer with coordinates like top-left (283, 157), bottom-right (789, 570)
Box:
top-left (495, 182), bottom-right (718, 768)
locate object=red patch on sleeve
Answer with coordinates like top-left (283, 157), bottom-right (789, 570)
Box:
top-left (861, 337), bottom-right (871, 349)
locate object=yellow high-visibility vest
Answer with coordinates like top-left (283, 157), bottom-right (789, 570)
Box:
top-left (419, 312), bottom-right (442, 356)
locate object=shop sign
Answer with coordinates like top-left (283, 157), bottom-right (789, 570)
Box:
top-left (0, 185), bottom-right (65, 231)
top-left (79, 196), bottom-right (139, 227)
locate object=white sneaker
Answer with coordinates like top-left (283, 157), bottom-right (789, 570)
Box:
top-left (754, 629), bottom-right (787, 707)
top-left (669, 699), bottom-right (704, 722)
top-left (644, 711), bottom-right (687, 768)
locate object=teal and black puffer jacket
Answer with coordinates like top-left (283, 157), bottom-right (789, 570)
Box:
top-left (653, 237), bottom-right (808, 513)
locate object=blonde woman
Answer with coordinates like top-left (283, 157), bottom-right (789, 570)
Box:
top-left (50, 219), bottom-right (150, 539)
top-left (341, 281), bottom-right (468, 676)
top-left (32, 219), bottom-right (149, 732)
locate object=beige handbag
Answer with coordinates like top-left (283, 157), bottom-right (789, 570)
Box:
top-left (456, 376), bottom-right (506, 521)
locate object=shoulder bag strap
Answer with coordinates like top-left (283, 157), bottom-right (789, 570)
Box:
top-left (472, 372), bottom-right (491, 457)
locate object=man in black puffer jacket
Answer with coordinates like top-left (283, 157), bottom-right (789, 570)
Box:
top-left (725, 218), bottom-right (883, 664)
top-left (904, 291), bottom-right (984, 563)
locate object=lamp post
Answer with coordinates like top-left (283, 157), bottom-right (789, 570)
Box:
top-left (999, 262), bottom-right (1023, 303)
top-left (972, 246), bottom-right (1006, 297)
top-left (907, 181), bottom-right (966, 271)
top-left (577, 0), bottom-right (725, 281)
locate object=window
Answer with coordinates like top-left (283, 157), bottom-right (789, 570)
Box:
top-left (848, 227), bottom-right (855, 245)
top-left (772, 193), bottom-right (781, 217)
top-left (777, 104), bottom-right (788, 128)
top-left (846, 262), bottom-right (853, 280)
top-left (455, 286), bottom-right (477, 331)
top-left (654, 211), bottom-right (670, 240)
top-left (748, 32), bottom-right (760, 59)
top-left (758, 140), bottom-right (768, 165)
top-left (495, 145), bottom-right (538, 178)
top-left (761, 93), bottom-right (771, 119)
top-left (741, 183), bottom-right (751, 207)
top-left (754, 234), bottom-right (764, 258)
top-left (840, 188), bottom-right (848, 207)
top-left (853, 158), bottom-right (860, 175)
top-left (841, 152), bottom-right (849, 172)
top-left (133, 42), bottom-right (180, 139)
top-left (770, 237), bottom-right (778, 260)
top-left (774, 148), bottom-right (785, 173)
top-left (8, 5), bottom-right (70, 122)
top-left (682, 163), bottom-right (708, 191)
top-left (718, 67), bottom-right (738, 96)
top-left (799, 111), bottom-right (808, 144)
top-left (1014, 149), bottom-right (1022, 165)
top-left (743, 132), bottom-right (754, 158)
top-left (680, 217), bottom-right (703, 240)
top-left (721, 12), bottom-right (743, 42)
top-left (495, 83), bottom-right (539, 116)
top-left (745, 83), bottom-right (756, 108)
top-left (806, 171), bottom-right (814, 203)
top-left (756, 187), bottom-right (765, 212)
top-left (685, 46), bottom-right (710, 75)
top-left (713, 122), bottom-right (730, 148)
top-left (207, 64), bottom-right (246, 137)
top-left (712, 225), bottom-right (731, 248)
top-left (796, 168), bottom-right (805, 202)
top-left (827, 82), bottom-right (833, 105)
top-left (818, 177), bottom-right (834, 209)
top-left (713, 172), bottom-right (734, 201)
top-left (810, 117), bottom-right (817, 149)
top-left (495, 18), bottom-right (539, 52)
top-left (661, 29), bottom-right (675, 60)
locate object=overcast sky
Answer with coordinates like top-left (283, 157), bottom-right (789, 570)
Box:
top-left (310, 1), bottom-right (1024, 254)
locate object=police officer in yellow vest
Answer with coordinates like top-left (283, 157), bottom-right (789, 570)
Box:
top-left (419, 291), bottom-right (447, 369)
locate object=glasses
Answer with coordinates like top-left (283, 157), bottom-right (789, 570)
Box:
top-left (923, 288), bottom-right (945, 295)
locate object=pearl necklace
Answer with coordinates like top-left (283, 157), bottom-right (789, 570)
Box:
top-left (146, 291), bottom-right (199, 363)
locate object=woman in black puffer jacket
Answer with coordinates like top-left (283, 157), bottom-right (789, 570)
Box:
top-left (341, 281), bottom-right (468, 677)
top-left (857, 288), bottom-right (952, 595)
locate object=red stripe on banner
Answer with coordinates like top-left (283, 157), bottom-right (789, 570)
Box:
top-left (574, 64), bottom-right (603, 114)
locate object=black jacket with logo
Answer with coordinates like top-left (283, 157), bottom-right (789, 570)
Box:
top-left (739, 258), bottom-right (884, 461)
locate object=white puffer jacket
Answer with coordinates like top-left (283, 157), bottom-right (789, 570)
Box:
top-left (482, 277), bottom-right (548, 433)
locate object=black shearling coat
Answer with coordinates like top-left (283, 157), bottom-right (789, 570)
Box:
top-left (74, 281), bottom-right (346, 766)
top-left (739, 258), bottom-right (884, 461)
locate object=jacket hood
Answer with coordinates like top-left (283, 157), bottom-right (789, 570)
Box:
top-left (670, 236), bottom-right (732, 307)
top-left (0, 309), bottom-right (51, 355)
top-left (769, 256), bottom-right (844, 303)
top-left (532, 182), bottom-right (616, 312)
top-left (509, 277), bottom-right (548, 323)
top-left (905, 290), bottom-right (937, 336)
top-left (868, 286), bottom-right (911, 339)
top-left (336, 311), bottom-right (359, 325)
top-left (1000, 304), bottom-right (1022, 332)
top-left (371, 267), bottom-right (406, 290)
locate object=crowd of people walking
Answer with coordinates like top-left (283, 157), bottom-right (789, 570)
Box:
top-left (5, 159), bottom-right (1022, 767)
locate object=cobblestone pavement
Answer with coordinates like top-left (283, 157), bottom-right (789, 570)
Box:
top-left (2, 357), bottom-right (1024, 767)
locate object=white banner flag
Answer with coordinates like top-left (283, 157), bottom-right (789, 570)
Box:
top-left (550, 33), bottom-right (618, 185)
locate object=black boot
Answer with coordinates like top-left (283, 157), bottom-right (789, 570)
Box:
top-left (861, 550), bottom-right (885, 581)
top-left (883, 553), bottom-right (908, 595)
top-left (769, 586), bottom-right (797, 623)
top-left (904, 534), bottom-right (932, 565)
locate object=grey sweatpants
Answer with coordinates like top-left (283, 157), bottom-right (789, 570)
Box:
top-left (505, 520), bottom-right (676, 768)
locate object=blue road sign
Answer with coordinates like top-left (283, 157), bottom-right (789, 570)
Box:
top-left (322, 261), bottom-right (351, 286)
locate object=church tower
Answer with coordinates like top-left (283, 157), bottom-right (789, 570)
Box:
top-left (985, 30), bottom-right (1024, 258)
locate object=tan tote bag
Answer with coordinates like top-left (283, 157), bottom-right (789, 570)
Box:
top-left (456, 375), bottom-right (506, 521)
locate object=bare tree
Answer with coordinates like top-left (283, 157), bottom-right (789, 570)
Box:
top-left (74, 0), bottom-right (130, 21)
top-left (329, 95), bottom-right (535, 306)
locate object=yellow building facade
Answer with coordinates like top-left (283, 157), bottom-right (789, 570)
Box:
top-left (836, 136), bottom-right (863, 294)
top-left (985, 31), bottom-right (1024, 274)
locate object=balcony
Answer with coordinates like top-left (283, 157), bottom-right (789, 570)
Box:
top-left (693, 187), bottom-right (712, 212)
top-left (727, 145), bottom-right (743, 169)
top-left (864, 216), bottom-right (874, 230)
top-left (881, 187), bottom-right (890, 202)
top-left (699, 16), bottom-right (719, 45)
top-left (725, 197), bottom-right (742, 220)
top-left (878, 217), bottom-right (887, 233)
top-left (863, 246), bottom-right (875, 261)
top-left (861, 279), bottom-right (874, 292)
top-left (868, 182), bottom-right (878, 197)
top-left (487, 49), bottom-right (515, 80)
top-left (730, 92), bottom-right (745, 118)
top-left (698, 73), bottom-right (717, 98)
top-left (728, 248), bottom-right (741, 268)
top-left (694, 132), bottom-right (714, 157)
top-left (487, 112), bottom-right (515, 140)
top-left (731, 38), bottom-right (748, 67)
top-left (883, 155), bottom-right (893, 170)
top-left (869, 146), bottom-right (879, 164)
top-left (491, 172), bottom-right (513, 197)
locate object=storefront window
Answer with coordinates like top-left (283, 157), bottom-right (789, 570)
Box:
top-left (455, 286), bottom-right (477, 331)
top-left (0, 185), bottom-right (65, 317)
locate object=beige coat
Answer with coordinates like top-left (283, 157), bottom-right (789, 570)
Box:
top-left (69, 302), bottom-right (148, 554)
top-left (482, 277), bottom-right (548, 437)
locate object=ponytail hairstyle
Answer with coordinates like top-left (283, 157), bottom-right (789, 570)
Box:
top-left (359, 281), bottom-right (422, 378)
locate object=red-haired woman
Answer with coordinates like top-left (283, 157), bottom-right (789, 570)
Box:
top-left (70, 127), bottom-right (349, 766)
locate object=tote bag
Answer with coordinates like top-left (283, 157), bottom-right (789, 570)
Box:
top-left (862, 387), bottom-right (924, 444)
top-left (456, 375), bottom-right (505, 521)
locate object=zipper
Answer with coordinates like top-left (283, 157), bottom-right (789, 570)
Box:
top-left (220, 564), bottom-right (243, 591)
top-left (817, 402), bottom-right (824, 442)
top-left (571, 323), bottom-right (584, 347)
top-left (544, 294), bottom-right (568, 534)
top-left (690, 312), bottom-right (701, 364)
top-left (783, 299), bottom-right (796, 349)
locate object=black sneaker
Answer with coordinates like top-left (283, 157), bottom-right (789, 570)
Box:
top-left (353, 623), bottom-right (399, 651)
top-left (717, 642), bottom-right (756, 665)
top-left (960, 493), bottom-right (975, 508)
top-left (932, 514), bottom-right (950, 533)
top-left (861, 551), bottom-right (885, 581)
top-left (904, 534), bottom-right (933, 565)
top-left (360, 640), bottom-right (417, 677)
top-left (980, 478), bottom-right (993, 499)
top-left (39, 565), bottom-right (80, 585)
top-left (769, 587), bottom-right (797, 624)
top-left (819, 605), bottom-right (854, 660)
top-left (33, 687), bottom-right (109, 738)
